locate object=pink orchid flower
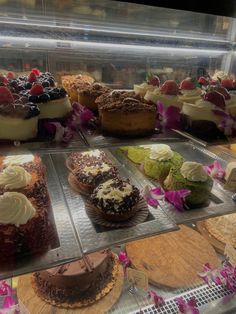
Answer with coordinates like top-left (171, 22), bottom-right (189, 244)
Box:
top-left (0, 296), bottom-right (19, 314)
top-left (175, 297), bottom-right (199, 314)
top-left (118, 251), bottom-right (131, 272)
top-left (157, 102), bottom-right (181, 130)
top-left (148, 290), bottom-right (165, 307)
top-left (203, 161), bottom-right (225, 180)
top-left (0, 281), bottom-right (13, 296)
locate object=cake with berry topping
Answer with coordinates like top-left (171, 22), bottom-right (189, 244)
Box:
top-left (0, 156), bottom-right (52, 264)
top-left (179, 78), bottom-right (202, 104)
top-left (90, 178), bottom-right (140, 222)
top-left (78, 83), bottom-right (111, 112)
top-left (134, 73), bottom-right (160, 97)
top-left (22, 83), bottom-right (71, 119)
top-left (0, 86), bottom-right (40, 141)
top-left (155, 80), bottom-right (183, 109)
top-left (33, 249), bottom-right (117, 307)
top-left (181, 91), bottom-right (226, 139)
top-left (69, 161), bottom-right (118, 194)
top-left (96, 91), bottom-right (156, 137)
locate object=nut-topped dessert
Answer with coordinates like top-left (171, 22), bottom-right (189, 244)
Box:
top-left (90, 178), bottom-right (140, 221)
top-left (78, 83), bottom-right (111, 112)
top-left (0, 86), bottom-right (40, 141)
top-left (96, 91), bottom-right (156, 137)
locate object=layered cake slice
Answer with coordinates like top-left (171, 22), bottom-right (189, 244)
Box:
top-left (33, 249), bottom-right (117, 307)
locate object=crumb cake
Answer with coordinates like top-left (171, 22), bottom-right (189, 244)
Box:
top-left (0, 154), bottom-right (51, 263)
top-left (78, 83), bottom-right (111, 112)
top-left (90, 178), bottom-right (140, 222)
top-left (96, 91), bottom-right (156, 137)
top-left (69, 162), bottom-right (118, 194)
top-left (33, 249), bottom-right (116, 307)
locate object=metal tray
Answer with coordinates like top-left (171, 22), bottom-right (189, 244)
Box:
top-left (111, 142), bottom-right (236, 225)
top-left (79, 125), bottom-right (185, 148)
top-left (0, 154), bottom-right (82, 280)
top-left (52, 150), bottom-right (178, 254)
top-left (0, 131), bottom-right (87, 155)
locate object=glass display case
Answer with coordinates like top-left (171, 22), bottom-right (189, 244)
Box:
top-left (0, 1), bottom-right (236, 313)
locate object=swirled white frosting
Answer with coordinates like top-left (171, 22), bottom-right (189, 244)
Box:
top-left (96, 179), bottom-right (133, 202)
top-left (0, 166), bottom-right (31, 189)
top-left (134, 83), bottom-right (156, 96)
top-left (83, 163), bottom-right (111, 176)
top-left (3, 154), bottom-right (34, 166)
top-left (180, 88), bottom-right (202, 97)
top-left (0, 192), bottom-right (36, 227)
top-left (212, 71), bottom-right (229, 80)
top-left (149, 144), bottom-right (174, 161)
top-left (180, 161), bottom-right (208, 182)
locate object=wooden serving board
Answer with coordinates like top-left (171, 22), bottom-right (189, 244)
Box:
top-left (197, 221), bottom-right (225, 254)
top-left (17, 264), bottom-right (124, 314)
top-left (126, 225), bottom-right (219, 288)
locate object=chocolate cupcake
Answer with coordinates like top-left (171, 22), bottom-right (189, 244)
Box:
top-left (90, 178), bottom-right (140, 222)
top-left (78, 83), bottom-right (111, 112)
top-left (69, 162), bottom-right (118, 194)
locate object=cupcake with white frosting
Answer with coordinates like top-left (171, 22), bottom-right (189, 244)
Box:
top-left (179, 78), bottom-right (202, 104)
top-left (164, 161), bottom-right (213, 207)
top-left (143, 144), bottom-right (183, 184)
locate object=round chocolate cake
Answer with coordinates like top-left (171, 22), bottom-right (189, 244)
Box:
top-left (33, 249), bottom-right (117, 307)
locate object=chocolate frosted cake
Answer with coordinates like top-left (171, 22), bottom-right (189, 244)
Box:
top-left (96, 91), bottom-right (156, 137)
top-left (33, 249), bottom-right (117, 307)
top-left (90, 178), bottom-right (140, 222)
top-left (78, 83), bottom-right (111, 112)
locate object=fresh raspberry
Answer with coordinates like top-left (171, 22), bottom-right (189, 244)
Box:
top-left (221, 79), bottom-right (234, 89)
top-left (28, 72), bottom-right (37, 83)
top-left (31, 68), bottom-right (41, 76)
top-left (147, 75), bottom-right (160, 87)
top-left (179, 78), bottom-right (195, 90)
top-left (0, 86), bottom-right (14, 104)
top-left (198, 77), bottom-right (208, 86)
top-left (160, 80), bottom-right (179, 95)
top-left (204, 91), bottom-right (225, 110)
top-left (6, 72), bottom-right (15, 80)
top-left (30, 83), bottom-right (44, 95)
top-left (0, 75), bottom-right (8, 85)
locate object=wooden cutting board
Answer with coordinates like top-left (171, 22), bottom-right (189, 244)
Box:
top-left (17, 264), bottom-right (124, 314)
top-left (126, 225), bottom-right (219, 288)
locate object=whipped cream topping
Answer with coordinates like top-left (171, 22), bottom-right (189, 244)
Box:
top-left (96, 179), bottom-right (133, 202)
top-left (133, 82), bottom-right (155, 95)
top-left (144, 90), bottom-right (159, 103)
top-left (0, 192), bottom-right (36, 227)
top-left (3, 154), bottom-right (34, 166)
top-left (83, 163), bottom-right (111, 176)
top-left (180, 161), bottom-right (208, 182)
top-left (181, 88), bottom-right (202, 97)
top-left (0, 166), bottom-right (31, 189)
top-left (81, 150), bottom-right (101, 158)
top-left (182, 101), bottom-right (222, 123)
top-left (149, 144), bottom-right (174, 161)
top-left (212, 71), bottom-right (229, 80)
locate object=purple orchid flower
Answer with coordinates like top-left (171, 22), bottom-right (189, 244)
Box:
top-left (164, 190), bottom-right (191, 212)
top-left (213, 109), bottom-right (236, 137)
top-left (0, 296), bottom-right (19, 314)
top-left (203, 161), bottom-right (225, 180)
top-left (148, 290), bottom-right (165, 307)
top-left (0, 281), bottom-right (13, 296)
top-left (157, 102), bottom-right (181, 130)
top-left (44, 122), bottom-right (74, 144)
top-left (118, 251), bottom-right (131, 272)
top-left (175, 297), bottom-right (199, 314)
top-left (142, 185), bottom-right (164, 208)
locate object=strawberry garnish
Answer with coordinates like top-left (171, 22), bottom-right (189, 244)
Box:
top-left (30, 83), bottom-right (44, 95)
top-left (31, 68), bottom-right (41, 76)
top-left (221, 79), bottom-right (234, 89)
top-left (198, 77), bottom-right (208, 86)
top-left (0, 86), bottom-right (14, 104)
top-left (160, 80), bottom-right (179, 95)
top-left (179, 78), bottom-right (195, 90)
top-left (0, 75), bottom-right (8, 85)
top-left (147, 74), bottom-right (160, 87)
top-left (204, 91), bottom-right (225, 110)
top-left (28, 72), bottom-right (37, 83)
top-left (6, 72), bottom-right (15, 80)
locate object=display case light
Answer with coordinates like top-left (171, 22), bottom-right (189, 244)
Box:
top-left (0, 36), bottom-right (229, 55)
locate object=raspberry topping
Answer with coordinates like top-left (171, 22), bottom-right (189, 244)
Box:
top-left (204, 91), bottom-right (225, 110)
top-left (0, 76), bottom-right (8, 86)
top-left (180, 78), bottom-right (195, 90)
top-left (31, 68), bottom-right (41, 76)
top-left (28, 72), bottom-right (37, 83)
top-left (0, 86), bottom-right (14, 104)
top-left (160, 80), bottom-right (179, 95)
top-left (6, 72), bottom-right (15, 80)
top-left (221, 79), bottom-right (234, 89)
top-left (30, 83), bottom-right (44, 96)
top-left (198, 77), bottom-right (208, 86)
